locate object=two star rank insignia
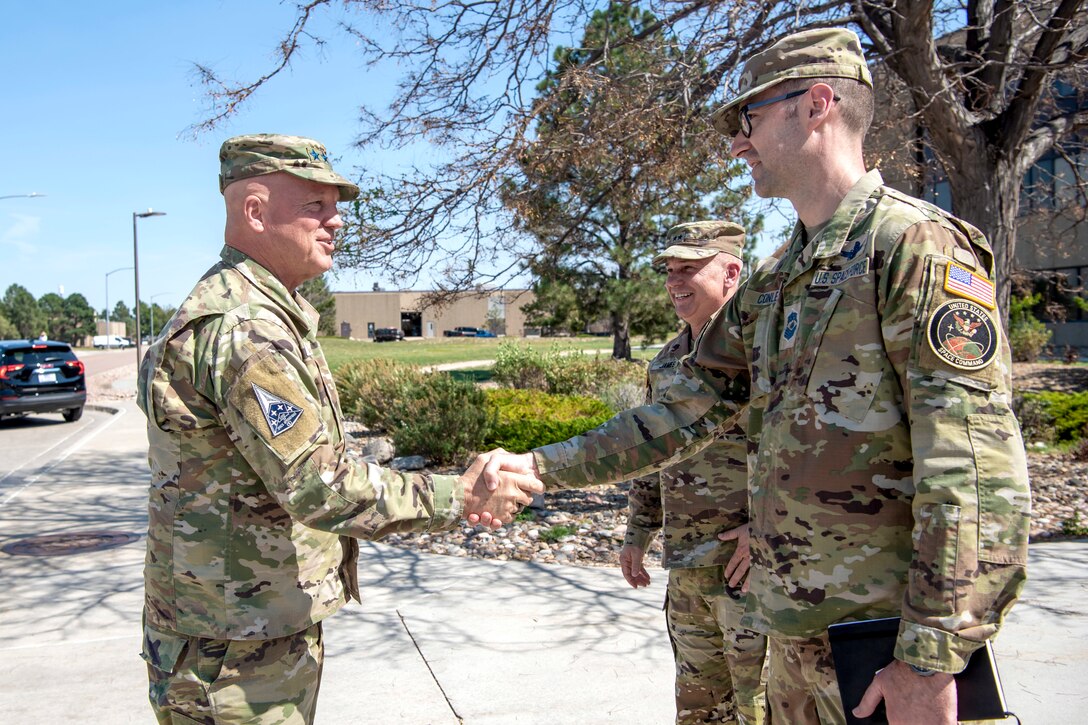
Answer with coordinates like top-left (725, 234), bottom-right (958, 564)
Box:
top-left (252, 383), bottom-right (304, 437)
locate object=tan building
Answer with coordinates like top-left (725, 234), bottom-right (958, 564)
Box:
top-left (332, 288), bottom-right (537, 339)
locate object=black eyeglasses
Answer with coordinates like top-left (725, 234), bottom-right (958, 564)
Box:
top-left (738, 87), bottom-right (838, 137)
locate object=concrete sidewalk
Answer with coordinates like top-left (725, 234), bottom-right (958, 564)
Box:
top-left (0, 397), bottom-right (1085, 723)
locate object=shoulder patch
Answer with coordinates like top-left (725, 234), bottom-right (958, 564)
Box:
top-left (927, 300), bottom-right (998, 370)
top-left (944, 262), bottom-right (996, 309)
top-left (252, 383), bottom-right (304, 437)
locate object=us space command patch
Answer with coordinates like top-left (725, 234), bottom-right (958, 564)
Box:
top-left (252, 383), bottom-right (303, 437)
top-left (944, 262), bottom-right (996, 309)
top-left (927, 300), bottom-right (998, 370)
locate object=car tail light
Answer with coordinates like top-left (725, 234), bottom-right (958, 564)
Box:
top-left (65, 360), bottom-right (86, 376)
top-left (0, 364), bottom-right (26, 380)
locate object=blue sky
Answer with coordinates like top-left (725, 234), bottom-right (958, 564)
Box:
top-left (2, 1), bottom-right (784, 316)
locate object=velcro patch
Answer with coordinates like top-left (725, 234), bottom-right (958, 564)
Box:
top-left (252, 383), bottom-right (303, 437)
top-left (756, 290), bottom-right (780, 305)
top-left (927, 300), bottom-right (998, 370)
top-left (944, 262), bottom-right (996, 309)
top-left (780, 303), bottom-right (801, 350)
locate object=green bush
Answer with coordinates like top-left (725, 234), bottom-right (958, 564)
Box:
top-left (1008, 294), bottom-right (1052, 362)
top-left (383, 374), bottom-right (494, 465)
top-left (334, 360), bottom-right (491, 464)
top-left (1016, 391), bottom-right (1088, 445)
top-left (484, 388), bottom-right (615, 453)
top-left (333, 358), bottom-right (427, 427)
top-left (491, 341), bottom-right (644, 398)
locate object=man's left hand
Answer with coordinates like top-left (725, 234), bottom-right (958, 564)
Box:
top-left (853, 659), bottom-right (956, 725)
top-left (718, 523), bottom-right (752, 592)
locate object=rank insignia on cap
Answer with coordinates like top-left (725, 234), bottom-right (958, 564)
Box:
top-left (252, 383), bottom-right (303, 437)
top-left (927, 300), bottom-right (998, 370)
top-left (944, 262), bottom-right (996, 309)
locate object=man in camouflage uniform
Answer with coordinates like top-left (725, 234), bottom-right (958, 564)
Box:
top-left (137, 134), bottom-right (539, 724)
top-left (481, 28), bottom-right (1030, 725)
top-left (620, 221), bottom-right (767, 724)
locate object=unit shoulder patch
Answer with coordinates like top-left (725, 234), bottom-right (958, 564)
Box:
top-left (927, 300), bottom-right (998, 371)
top-left (252, 383), bottom-right (304, 437)
top-left (943, 262), bottom-right (996, 309)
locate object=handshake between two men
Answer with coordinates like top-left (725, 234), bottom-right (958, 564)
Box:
top-left (457, 448), bottom-right (545, 528)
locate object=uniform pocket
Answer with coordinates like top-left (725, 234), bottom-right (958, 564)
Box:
top-left (140, 622), bottom-right (190, 675)
top-left (969, 413), bottom-right (1031, 565)
top-left (909, 503), bottom-right (961, 616)
top-left (803, 289), bottom-right (883, 425)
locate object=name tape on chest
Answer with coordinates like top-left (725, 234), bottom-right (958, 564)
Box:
top-left (252, 383), bottom-right (304, 437)
top-left (927, 300), bottom-right (998, 370)
top-left (812, 258), bottom-right (870, 287)
top-left (756, 290), bottom-right (780, 306)
top-left (944, 262), bottom-right (995, 309)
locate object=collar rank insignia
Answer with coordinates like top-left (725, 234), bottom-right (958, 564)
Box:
top-left (252, 383), bottom-right (303, 437)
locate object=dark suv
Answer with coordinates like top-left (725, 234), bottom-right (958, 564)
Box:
top-left (374, 327), bottom-right (405, 342)
top-left (0, 339), bottom-right (87, 422)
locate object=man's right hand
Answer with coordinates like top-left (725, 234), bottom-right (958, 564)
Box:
top-left (458, 452), bottom-right (543, 528)
top-left (619, 544), bottom-right (651, 588)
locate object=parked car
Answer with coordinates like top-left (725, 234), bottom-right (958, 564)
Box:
top-left (475, 329), bottom-right (497, 338)
top-left (374, 327), bottom-right (405, 342)
top-left (443, 326), bottom-right (480, 337)
top-left (0, 339), bottom-right (87, 422)
top-left (92, 334), bottom-right (133, 349)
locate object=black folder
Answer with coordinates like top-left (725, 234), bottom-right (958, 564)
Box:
top-left (827, 617), bottom-right (1009, 724)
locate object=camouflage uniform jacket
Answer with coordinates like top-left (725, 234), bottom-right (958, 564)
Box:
top-left (137, 245), bottom-right (464, 640)
top-left (624, 325), bottom-right (749, 569)
top-left (534, 171), bottom-right (1030, 673)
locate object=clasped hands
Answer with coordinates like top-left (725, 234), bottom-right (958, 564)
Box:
top-left (458, 449), bottom-right (543, 529)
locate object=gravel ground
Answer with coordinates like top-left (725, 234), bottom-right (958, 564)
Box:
top-left (91, 361), bottom-right (1087, 570)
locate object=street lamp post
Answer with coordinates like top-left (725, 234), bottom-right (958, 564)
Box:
top-left (105, 266), bottom-right (134, 349)
top-left (133, 209), bottom-right (166, 364)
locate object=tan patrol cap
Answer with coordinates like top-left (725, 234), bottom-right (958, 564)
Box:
top-left (219, 133), bottom-right (360, 201)
top-left (711, 28), bottom-right (872, 136)
top-left (653, 221), bottom-right (745, 266)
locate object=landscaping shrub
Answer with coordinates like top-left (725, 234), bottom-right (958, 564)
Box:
top-left (491, 341), bottom-right (645, 399)
top-left (333, 358), bottom-right (427, 427)
top-left (1008, 294), bottom-right (1052, 362)
top-left (484, 388), bottom-right (615, 453)
top-left (383, 374), bottom-right (494, 465)
top-left (1015, 391), bottom-right (1088, 445)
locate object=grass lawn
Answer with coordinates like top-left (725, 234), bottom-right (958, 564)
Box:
top-left (319, 335), bottom-right (660, 371)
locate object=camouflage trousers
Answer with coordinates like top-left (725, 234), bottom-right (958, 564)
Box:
top-left (666, 567), bottom-right (769, 724)
top-left (764, 633), bottom-right (845, 725)
top-left (142, 619), bottom-right (324, 724)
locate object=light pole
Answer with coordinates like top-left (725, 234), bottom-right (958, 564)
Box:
top-left (105, 266), bottom-right (134, 349)
top-left (0, 192), bottom-right (45, 201)
top-left (149, 292), bottom-right (173, 341)
top-left (133, 209), bottom-right (166, 364)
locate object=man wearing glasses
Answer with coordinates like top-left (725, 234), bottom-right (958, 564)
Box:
top-left (479, 28), bottom-right (1029, 724)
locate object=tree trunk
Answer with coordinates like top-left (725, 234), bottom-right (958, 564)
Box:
top-left (944, 151), bottom-right (1022, 331)
top-left (611, 311), bottom-right (632, 361)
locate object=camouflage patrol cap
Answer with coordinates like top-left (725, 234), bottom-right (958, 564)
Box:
top-left (711, 28), bottom-right (872, 136)
top-left (219, 133), bottom-right (360, 201)
top-left (653, 221), bottom-right (745, 266)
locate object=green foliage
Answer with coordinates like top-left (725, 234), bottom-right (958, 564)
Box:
top-left (540, 525), bottom-right (574, 543)
top-left (334, 359), bottom-right (490, 464)
top-left (1008, 293), bottom-right (1052, 362)
top-left (1, 284), bottom-right (44, 338)
top-left (1061, 512), bottom-right (1088, 538)
top-left (491, 341), bottom-right (645, 398)
top-left (298, 274), bottom-right (337, 336)
top-left (0, 310), bottom-right (17, 338)
top-left (384, 374), bottom-right (493, 465)
top-left (1016, 391), bottom-right (1088, 445)
top-left (484, 388), bottom-right (614, 453)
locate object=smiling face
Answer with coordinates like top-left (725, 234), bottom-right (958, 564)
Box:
top-left (664, 253), bottom-right (741, 330)
top-left (226, 172), bottom-right (344, 290)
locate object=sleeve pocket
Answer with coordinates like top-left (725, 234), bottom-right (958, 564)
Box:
top-left (968, 413), bottom-right (1031, 565)
top-left (140, 622), bottom-right (190, 675)
top-left (910, 502), bottom-right (961, 616)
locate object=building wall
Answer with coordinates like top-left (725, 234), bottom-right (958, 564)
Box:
top-left (332, 289), bottom-right (536, 339)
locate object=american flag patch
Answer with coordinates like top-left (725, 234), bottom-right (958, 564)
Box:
top-left (944, 262), bottom-right (996, 309)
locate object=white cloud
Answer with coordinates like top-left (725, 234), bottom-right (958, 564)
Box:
top-left (0, 214), bottom-right (41, 255)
